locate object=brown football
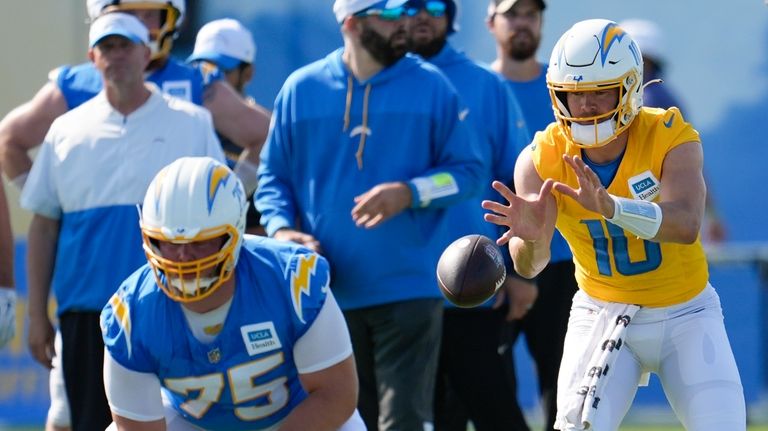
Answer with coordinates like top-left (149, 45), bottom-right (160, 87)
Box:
top-left (436, 234), bottom-right (506, 307)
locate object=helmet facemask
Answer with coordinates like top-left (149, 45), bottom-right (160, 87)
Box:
top-left (549, 69), bottom-right (641, 148)
top-left (142, 225), bottom-right (239, 302)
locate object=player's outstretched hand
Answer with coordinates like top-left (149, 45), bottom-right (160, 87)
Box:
top-left (552, 155), bottom-right (615, 217)
top-left (482, 179), bottom-right (554, 246)
top-left (0, 287), bottom-right (16, 348)
top-left (352, 182), bottom-right (411, 229)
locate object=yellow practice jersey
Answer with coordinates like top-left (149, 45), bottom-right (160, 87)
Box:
top-left (531, 107), bottom-right (708, 307)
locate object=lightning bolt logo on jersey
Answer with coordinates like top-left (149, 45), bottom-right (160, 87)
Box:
top-left (290, 254), bottom-right (318, 323)
top-left (530, 107), bottom-right (708, 307)
top-left (101, 237), bottom-right (330, 430)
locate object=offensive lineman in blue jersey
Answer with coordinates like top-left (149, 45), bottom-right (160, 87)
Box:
top-left (404, 1), bottom-right (533, 429)
top-left (0, 0), bottom-right (270, 194)
top-left (101, 157), bottom-right (364, 431)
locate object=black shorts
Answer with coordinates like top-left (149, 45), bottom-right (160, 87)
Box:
top-left (59, 311), bottom-right (112, 431)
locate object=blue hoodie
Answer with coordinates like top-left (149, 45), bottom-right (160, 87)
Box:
top-left (256, 48), bottom-right (484, 310)
top-left (428, 44), bottom-right (530, 243)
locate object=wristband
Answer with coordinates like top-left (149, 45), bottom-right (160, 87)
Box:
top-left (605, 195), bottom-right (662, 240)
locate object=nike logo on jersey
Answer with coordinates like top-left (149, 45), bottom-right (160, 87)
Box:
top-left (458, 108), bottom-right (470, 121)
top-left (663, 112), bottom-right (676, 128)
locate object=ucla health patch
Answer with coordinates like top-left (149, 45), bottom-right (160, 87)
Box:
top-left (240, 322), bottom-right (282, 356)
top-left (627, 171), bottom-right (660, 201)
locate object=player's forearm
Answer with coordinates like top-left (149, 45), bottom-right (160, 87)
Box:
top-left (509, 236), bottom-right (550, 279)
top-left (0, 126), bottom-right (35, 181)
top-left (0, 186), bottom-right (14, 287)
top-left (26, 216), bottom-right (58, 319)
top-left (653, 201), bottom-right (703, 244)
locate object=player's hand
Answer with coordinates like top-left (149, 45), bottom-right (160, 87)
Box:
top-left (482, 179), bottom-right (554, 246)
top-left (28, 314), bottom-right (55, 369)
top-left (351, 182), bottom-right (411, 229)
top-left (273, 229), bottom-right (322, 253)
top-left (553, 155), bottom-right (615, 217)
top-left (0, 287), bottom-right (17, 348)
top-left (493, 277), bottom-right (538, 321)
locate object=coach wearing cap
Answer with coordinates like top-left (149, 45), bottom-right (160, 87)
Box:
top-left (256, 0), bottom-right (484, 429)
top-left (22, 12), bottom-right (224, 430)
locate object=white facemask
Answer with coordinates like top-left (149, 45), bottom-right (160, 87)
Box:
top-left (570, 118), bottom-right (617, 147)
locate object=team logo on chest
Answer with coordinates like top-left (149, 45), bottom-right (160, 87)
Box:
top-left (627, 171), bottom-right (660, 201)
top-left (240, 322), bottom-right (282, 356)
top-left (162, 80), bottom-right (192, 102)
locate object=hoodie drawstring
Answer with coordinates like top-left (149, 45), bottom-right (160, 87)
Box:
top-left (343, 75), bottom-right (371, 170)
top-left (356, 83), bottom-right (371, 170)
top-left (343, 75), bottom-right (353, 132)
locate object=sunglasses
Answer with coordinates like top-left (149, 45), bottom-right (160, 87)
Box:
top-left (354, 6), bottom-right (408, 21)
top-left (406, 1), bottom-right (447, 17)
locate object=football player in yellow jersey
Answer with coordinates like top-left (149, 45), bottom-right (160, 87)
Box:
top-left (483, 19), bottom-right (745, 431)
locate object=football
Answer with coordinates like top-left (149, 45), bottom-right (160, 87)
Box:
top-left (436, 234), bottom-right (507, 308)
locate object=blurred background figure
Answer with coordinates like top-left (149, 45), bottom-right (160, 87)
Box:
top-left (487, 1), bottom-right (579, 429)
top-left (187, 18), bottom-right (267, 235)
top-left (405, 0), bottom-right (532, 429)
top-left (619, 18), bottom-right (727, 244)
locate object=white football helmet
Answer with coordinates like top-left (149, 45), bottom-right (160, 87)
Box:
top-left (140, 157), bottom-right (247, 303)
top-left (547, 19), bottom-right (643, 148)
top-left (86, 0), bottom-right (185, 61)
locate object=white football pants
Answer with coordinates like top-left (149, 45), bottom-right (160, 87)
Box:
top-left (557, 285), bottom-right (745, 431)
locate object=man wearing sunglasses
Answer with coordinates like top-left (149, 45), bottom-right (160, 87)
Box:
top-left (406, 1), bottom-right (532, 430)
top-left (256, 1), bottom-right (485, 430)
top-left (487, 1), bottom-right (580, 430)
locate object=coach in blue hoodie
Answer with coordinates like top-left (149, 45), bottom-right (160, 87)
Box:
top-left (255, 0), bottom-right (484, 430)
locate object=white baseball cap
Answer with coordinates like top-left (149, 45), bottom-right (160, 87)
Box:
top-left (187, 18), bottom-right (256, 70)
top-left (89, 12), bottom-right (149, 48)
top-left (332, 0), bottom-right (409, 24)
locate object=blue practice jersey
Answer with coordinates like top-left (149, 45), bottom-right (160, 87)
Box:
top-left (505, 67), bottom-right (572, 263)
top-left (102, 237), bottom-right (330, 430)
top-left (53, 57), bottom-right (220, 109)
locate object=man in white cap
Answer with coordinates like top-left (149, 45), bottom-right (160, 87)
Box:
top-left (22, 12), bottom-right (225, 431)
top-left (188, 18), bottom-right (257, 95)
top-left (256, 0), bottom-right (484, 429)
top-left (187, 18), bottom-right (266, 236)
